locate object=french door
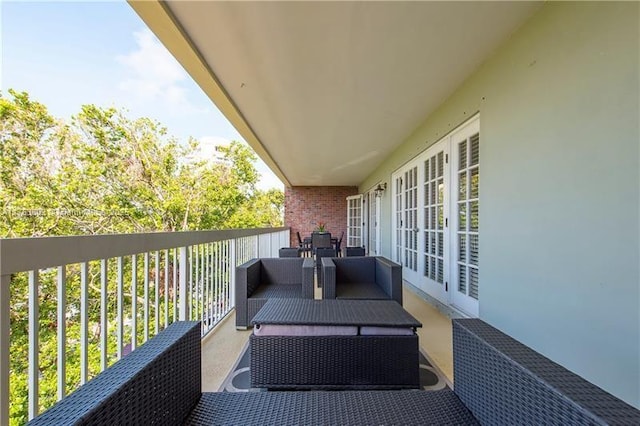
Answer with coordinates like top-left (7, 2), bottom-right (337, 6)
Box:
top-left (421, 142), bottom-right (449, 304)
top-left (392, 159), bottom-right (421, 284)
top-left (346, 195), bottom-right (363, 248)
top-left (450, 118), bottom-right (480, 316)
top-left (392, 115), bottom-right (479, 316)
top-left (367, 190), bottom-right (380, 256)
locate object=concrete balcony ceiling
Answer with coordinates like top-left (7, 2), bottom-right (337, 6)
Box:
top-left (130, 1), bottom-right (540, 187)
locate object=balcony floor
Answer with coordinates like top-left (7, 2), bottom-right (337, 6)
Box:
top-left (201, 282), bottom-right (454, 391)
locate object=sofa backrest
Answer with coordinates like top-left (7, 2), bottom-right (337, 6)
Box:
top-left (333, 256), bottom-right (376, 283)
top-left (29, 321), bottom-right (202, 425)
top-left (260, 257), bottom-right (304, 285)
top-left (453, 319), bottom-right (640, 425)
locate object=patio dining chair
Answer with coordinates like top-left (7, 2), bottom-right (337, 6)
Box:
top-left (311, 232), bottom-right (332, 255)
top-left (278, 247), bottom-right (301, 257)
top-left (296, 231), bottom-right (312, 257)
top-left (334, 231), bottom-right (344, 256)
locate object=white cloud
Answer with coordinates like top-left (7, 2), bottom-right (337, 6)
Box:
top-left (117, 29), bottom-right (207, 113)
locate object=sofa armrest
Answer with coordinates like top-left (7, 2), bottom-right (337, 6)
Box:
top-left (29, 321), bottom-right (201, 425)
top-left (235, 258), bottom-right (261, 328)
top-left (302, 257), bottom-right (315, 298)
top-left (321, 257), bottom-right (337, 299)
top-left (374, 257), bottom-right (403, 305)
top-left (453, 319), bottom-right (640, 425)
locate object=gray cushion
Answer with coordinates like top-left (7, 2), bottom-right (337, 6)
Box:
top-left (336, 282), bottom-right (389, 300)
top-left (250, 284), bottom-right (302, 299)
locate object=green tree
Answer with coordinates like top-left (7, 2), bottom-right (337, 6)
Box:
top-left (1, 89), bottom-right (283, 424)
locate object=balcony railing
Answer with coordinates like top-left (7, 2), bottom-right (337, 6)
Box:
top-left (0, 227), bottom-right (289, 424)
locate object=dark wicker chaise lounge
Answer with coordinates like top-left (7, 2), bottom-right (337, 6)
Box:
top-left (322, 256), bottom-right (403, 305)
top-left (29, 320), bottom-right (640, 425)
top-left (235, 257), bottom-right (314, 329)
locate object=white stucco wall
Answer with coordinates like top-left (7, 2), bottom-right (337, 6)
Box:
top-left (362, 2), bottom-right (639, 407)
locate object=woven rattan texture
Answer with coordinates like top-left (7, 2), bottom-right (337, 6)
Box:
top-left (453, 319), bottom-right (640, 425)
top-left (250, 334), bottom-right (419, 389)
top-left (250, 283), bottom-right (303, 299)
top-left (337, 282), bottom-right (390, 299)
top-left (336, 257), bottom-right (376, 282)
top-left (315, 247), bottom-right (337, 287)
top-left (251, 299), bottom-right (421, 327)
top-left (345, 247), bottom-right (366, 256)
top-left (29, 321), bottom-right (201, 425)
top-left (236, 258), bottom-right (314, 328)
top-left (186, 390), bottom-right (479, 425)
top-left (260, 258), bottom-right (307, 285)
top-left (247, 286), bottom-right (308, 329)
top-left (322, 256), bottom-right (403, 305)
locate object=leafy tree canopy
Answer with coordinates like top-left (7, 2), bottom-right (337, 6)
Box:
top-left (0, 89), bottom-right (283, 238)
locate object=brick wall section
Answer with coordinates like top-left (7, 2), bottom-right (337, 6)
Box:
top-left (285, 186), bottom-right (359, 248)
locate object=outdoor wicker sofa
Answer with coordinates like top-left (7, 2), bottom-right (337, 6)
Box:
top-left (322, 256), bottom-right (403, 305)
top-left (29, 320), bottom-right (640, 425)
top-left (235, 257), bottom-right (314, 329)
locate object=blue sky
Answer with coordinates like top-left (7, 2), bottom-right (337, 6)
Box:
top-left (1, 0), bottom-right (283, 190)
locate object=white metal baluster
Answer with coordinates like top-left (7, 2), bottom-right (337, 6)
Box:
top-left (79, 263), bottom-right (88, 385)
top-left (164, 249), bottom-right (169, 328)
top-left (189, 246), bottom-right (194, 321)
top-left (172, 248), bottom-right (177, 323)
top-left (219, 243), bottom-right (224, 319)
top-left (208, 243), bottom-right (213, 329)
top-left (179, 246), bottom-right (188, 321)
top-left (1, 274), bottom-right (10, 426)
top-left (154, 251), bottom-right (160, 335)
top-left (219, 242), bottom-right (223, 321)
top-left (209, 243), bottom-right (218, 327)
top-left (204, 243), bottom-right (209, 329)
top-left (213, 242), bottom-right (218, 323)
top-left (100, 259), bottom-right (108, 371)
top-left (117, 257), bottom-right (124, 360)
top-left (28, 270), bottom-right (39, 420)
top-left (255, 235), bottom-right (259, 258)
top-left (218, 243), bottom-right (223, 320)
top-left (194, 245), bottom-right (199, 321)
top-left (222, 242), bottom-right (228, 317)
top-left (57, 266), bottom-right (66, 401)
top-left (200, 244), bottom-right (204, 323)
top-left (144, 252), bottom-right (149, 342)
top-left (226, 241), bottom-right (231, 314)
top-left (230, 239), bottom-right (236, 309)
top-left (131, 254), bottom-right (137, 351)
top-left (221, 242), bottom-right (226, 319)
top-left (198, 245), bottom-right (202, 321)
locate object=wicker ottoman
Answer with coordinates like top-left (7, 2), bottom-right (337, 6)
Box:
top-left (250, 299), bottom-right (422, 389)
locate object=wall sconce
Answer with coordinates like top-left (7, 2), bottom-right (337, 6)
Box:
top-left (374, 182), bottom-right (387, 198)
